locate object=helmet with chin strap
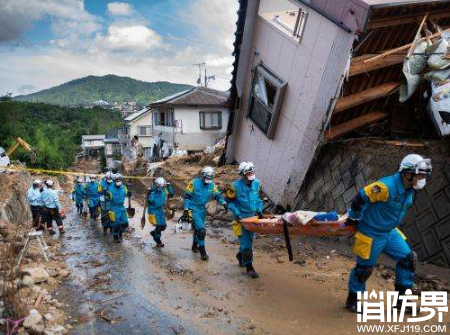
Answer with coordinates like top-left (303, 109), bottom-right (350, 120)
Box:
top-left (399, 154), bottom-right (432, 175)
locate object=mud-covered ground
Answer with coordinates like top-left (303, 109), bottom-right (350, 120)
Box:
top-left (55, 197), bottom-right (450, 335)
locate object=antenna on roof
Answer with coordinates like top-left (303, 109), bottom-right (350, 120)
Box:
top-left (192, 62), bottom-right (206, 86)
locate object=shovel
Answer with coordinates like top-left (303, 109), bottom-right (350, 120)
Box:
top-left (141, 189), bottom-right (151, 229)
top-left (82, 199), bottom-right (88, 219)
top-left (127, 196), bottom-right (136, 219)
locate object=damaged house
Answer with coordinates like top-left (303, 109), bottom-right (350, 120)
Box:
top-left (226, 0), bottom-right (450, 265)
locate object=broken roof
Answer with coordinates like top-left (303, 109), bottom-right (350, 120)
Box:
top-left (149, 86), bottom-right (229, 108)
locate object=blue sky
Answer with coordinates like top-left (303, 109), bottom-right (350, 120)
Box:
top-left (0, 0), bottom-right (238, 95)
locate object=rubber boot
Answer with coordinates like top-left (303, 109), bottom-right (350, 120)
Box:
top-left (346, 292), bottom-right (359, 313)
top-left (119, 230), bottom-right (123, 242)
top-left (199, 246), bottom-right (209, 261)
top-left (48, 229), bottom-right (56, 236)
top-left (103, 226), bottom-right (108, 236)
top-left (58, 227), bottom-right (65, 235)
top-left (245, 263), bottom-right (259, 278)
top-left (192, 241), bottom-right (199, 253)
top-left (236, 252), bottom-right (244, 267)
top-left (395, 284), bottom-right (414, 314)
top-left (113, 235), bottom-right (120, 243)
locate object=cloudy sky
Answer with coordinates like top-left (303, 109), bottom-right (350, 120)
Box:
top-left (0, 0), bottom-right (238, 96)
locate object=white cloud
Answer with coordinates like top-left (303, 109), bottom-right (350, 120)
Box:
top-left (0, 0), bottom-right (238, 95)
top-left (96, 24), bottom-right (163, 51)
top-left (0, 0), bottom-right (100, 43)
top-left (107, 2), bottom-right (134, 16)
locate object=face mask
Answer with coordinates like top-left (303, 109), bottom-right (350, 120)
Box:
top-left (246, 175), bottom-right (255, 181)
top-left (107, 179), bottom-right (112, 183)
top-left (204, 179), bottom-right (212, 184)
top-left (115, 181), bottom-right (122, 187)
top-left (413, 179), bottom-right (426, 190)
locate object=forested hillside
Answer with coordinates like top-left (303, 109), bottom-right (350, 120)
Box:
top-left (0, 101), bottom-right (123, 169)
top-left (14, 75), bottom-right (193, 106)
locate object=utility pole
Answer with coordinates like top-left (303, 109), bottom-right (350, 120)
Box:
top-left (192, 63), bottom-right (205, 86)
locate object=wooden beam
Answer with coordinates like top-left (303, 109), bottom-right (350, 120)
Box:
top-left (334, 82), bottom-right (400, 114)
top-left (364, 27), bottom-right (450, 63)
top-left (349, 54), bottom-right (405, 76)
top-left (324, 112), bottom-right (388, 140)
top-left (407, 13), bottom-right (428, 58)
top-left (368, 9), bottom-right (450, 30)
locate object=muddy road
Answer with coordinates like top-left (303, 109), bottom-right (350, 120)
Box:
top-left (56, 199), bottom-right (450, 335)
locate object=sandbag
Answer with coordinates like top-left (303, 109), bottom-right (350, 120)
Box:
top-left (399, 41), bottom-right (429, 102)
top-left (424, 68), bottom-right (450, 82)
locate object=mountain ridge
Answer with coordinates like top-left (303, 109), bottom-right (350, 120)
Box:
top-left (14, 74), bottom-right (193, 106)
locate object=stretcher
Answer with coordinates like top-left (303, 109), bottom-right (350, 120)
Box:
top-left (240, 216), bottom-right (356, 237)
top-left (240, 215), bottom-right (356, 262)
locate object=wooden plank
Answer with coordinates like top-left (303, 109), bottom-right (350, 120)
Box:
top-left (368, 9), bottom-right (450, 30)
top-left (407, 14), bottom-right (428, 58)
top-left (364, 28), bottom-right (450, 63)
top-left (334, 82), bottom-right (400, 113)
top-left (324, 112), bottom-right (388, 140)
top-left (350, 54), bottom-right (405, 76)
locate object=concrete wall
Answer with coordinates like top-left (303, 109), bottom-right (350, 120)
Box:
top-left (229, 1), bottom-right (353, 205)
top-left (296, 141), bottom-right (450, 267)
top-left (154, 106), bottom-right (229, 151)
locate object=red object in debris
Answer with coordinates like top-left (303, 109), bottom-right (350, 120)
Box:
top-left (240, 216), bottom-right (356, 237)
top-left (59, 209), bottom-right (66, 220)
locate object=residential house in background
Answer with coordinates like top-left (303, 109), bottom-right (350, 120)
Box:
top-left (81, 135), bottom-right (105, 157)
top-left (149, 86), bottom-right (229, 152)
top-left (124, 108), bottom-right (153, 159)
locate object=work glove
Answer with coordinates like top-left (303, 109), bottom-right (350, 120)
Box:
top-left (222, 203), bottom-right (228, 211)
top-left (127, 191), bottom-right (132, 197)
top-left (257, 212), bottom-right (264, 219)
top-left (236, 215), bottom-right (243, 222)
top-left (345, 217), bottom-right (359, 226)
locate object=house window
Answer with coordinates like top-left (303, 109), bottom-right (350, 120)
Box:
top-left (153, 108), bottom-right (174, 127)
top-left (199, 111), bottom-right (222, 130)
top-left (138, 126), bottom-right (151, 136)
top-left (248, 64), bottom-right (287, 139)
top-left (258, 0), bottom-right (308, 42)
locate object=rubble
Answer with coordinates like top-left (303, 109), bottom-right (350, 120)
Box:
top-left (21, 267), bottom-right (50, 286)
top-left (23, 309), bottom-right (45, 335)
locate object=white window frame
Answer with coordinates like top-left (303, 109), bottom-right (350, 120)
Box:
top-left (247, 63), bottom-right (287, 139)
top-left (199, 111), bottom-right (222, 130)
top-left (137, 126), bottom-right (152, 136)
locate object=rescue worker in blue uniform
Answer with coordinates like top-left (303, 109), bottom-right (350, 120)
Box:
top-left (85, 175), bottom-right (100, 220)
top-left (108, 174), bottom-right (131, 243)
top-left (27, 179), bottom-right (45, 229)
top-left (227, 162), bottom-right (263, 278)
top-left (72, 176), bottom-right (86, 216)
top-left (147, 177), bottom-right (174, 247)
top-left (41, 179), bottom-right (65, 235)
top-left (99, 171), bottom-right (114, 235)
top-left (181, 166), bottom-right (227, 261)
top-left (345, 154), bottom-right (432, 312)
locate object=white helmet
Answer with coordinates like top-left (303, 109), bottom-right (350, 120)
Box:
top-left (33, 179), bottom-right (42, 185)
top-left (201, 166), bottom-right (215, 180)
top-left (85, 176), bottom-right (91, 183)
top-left (45, 180), bottom-right (54, 187)
top-left (113, 173), bottom-right (123, 181)
top-left (238, 161), bottom-right (248, 175)
top-left (155, 177), bottom-right (166, 188)
top-left (105, 171), bottom-right (113, 179)
top-left (241, 162), bottom-right (256, 175)
top-left (399, 154), bottom-right (432, 175)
